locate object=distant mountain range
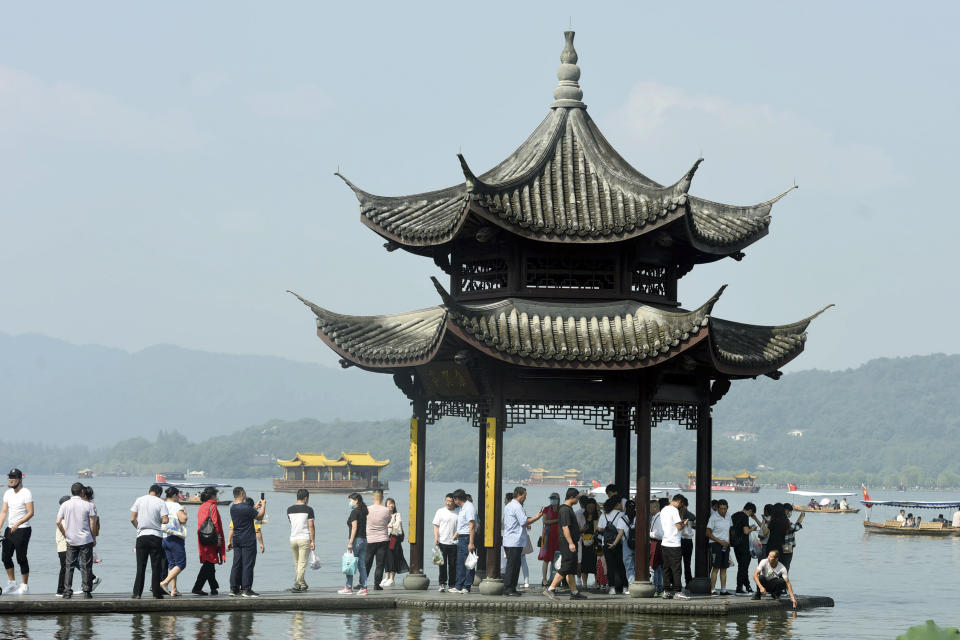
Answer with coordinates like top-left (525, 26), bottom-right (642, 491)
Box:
top-left (0, 332), bottom-right (406, 445)
top-left (2, 332), bottom-right (959, 487)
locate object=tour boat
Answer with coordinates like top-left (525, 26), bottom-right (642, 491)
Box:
top-left (788, 483), bottom-right (859, 513)
top-left (155, 475), bottom-right (233, 505)
top-left (860, 486), bottom-right (960, 536)
top-left (682, 471), bottom-right (760, 493)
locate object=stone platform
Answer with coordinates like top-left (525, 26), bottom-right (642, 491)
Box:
top-left (0, 587), bottom-right (833, 617)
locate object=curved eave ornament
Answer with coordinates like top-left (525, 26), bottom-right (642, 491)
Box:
top-left (334, 31), bottom-right (794, 258)
top-left (289, 287), bottom-right (832, 376)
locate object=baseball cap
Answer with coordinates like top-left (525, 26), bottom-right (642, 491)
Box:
top-left (8, 468), bottom-right (23, 479)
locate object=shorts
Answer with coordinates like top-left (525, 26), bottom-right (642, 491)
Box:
top-left (710, 542), bottom-right (730, 569)
top-left (557, 548), bottom-right (578, 577)
top-left (163, 536), bottom-right (187, 571)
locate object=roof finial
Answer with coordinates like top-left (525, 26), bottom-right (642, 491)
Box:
top-left (551, 31), bottom-right (586, 109)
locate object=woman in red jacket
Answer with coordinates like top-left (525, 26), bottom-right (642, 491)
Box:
top-left (191, 487), bottom-right (225, 595)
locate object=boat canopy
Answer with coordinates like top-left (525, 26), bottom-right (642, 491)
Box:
top-left (157, 482), bottom-right (231, 489)
top-left (790, 490), bottom-right (853, 497)
top-left (860, 500), bottom-right (960, 510)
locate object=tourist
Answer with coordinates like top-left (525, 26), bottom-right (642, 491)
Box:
top-left (757, 504), bottom-right (773, 559)
top-left (55, 496), bottom-right (70, 597)
top-left (598, 497), bottom-right (628, 595)
top-left (622, 498), bottom-right (637, 587)
top-left (286, 489), bottom-right (315, 593)
top-left (706, 498), bottom-right (732, 595)
top-left (752, 549), bottom-right (797, 609)
top-left (192, 486), bottom-right (226, 596)
top-left (765, 503), bottom-right (790, 560)
top-left (498, 493), bottom-right (525, 591)
top-left (781, 503), bottom-right (803, 570)
top-left (383, 497), bottom-right (408, 586)
top-left (680, 500), bottom-right (695, 591)
top-left (451, 489), bottom-right (477, 593)
top-left (432, 493), bottom-right (459, 592)
top-left (56, 483), bottom-right (97, 599)
top-left (840, 497), bottom-right (849, 510)
top-left (578, 497), bottom-right (598, 591)
top-left (159, 486), bottom-right (187, 597)
top-left (502, 487), bottom-right (544, 596)
top-left (660, 494), bottom-right (689, 600)
top-left (81, 486), bottom-right (101, 592)
top-left (340, 492), bottom-right (368, 595)
top-left (544, 488), bottom-right (587, 600)
top-left (904, 513), bottom-right (915, 527)
top-left (226, 487), bottom-right (266, 597)
top-left (130, 483), bottom-right (169, 599)
top-left (807, 498), bottom-right (818, 510)
top-left (731, 502), bottom-right (759, 595)
top-left (915, 516), bottom-right (922, 527)
top-left (953, 508), bottom-right (960, 528)
top-left (2, 468), bottom-right (34, 595)
top-left (648, 498), bottom-right (663, 596)
top-left (896, 509), bottom-right (906, 523)
top-left (537, 492), bottom-right (560, 586)
top-left (364, 489), bottom-right (391, 591)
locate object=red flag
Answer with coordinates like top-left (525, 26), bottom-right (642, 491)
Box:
top-left (787, 483), bottom-right (798, 492)
top-left (862, 484), bottom-right (871, 507)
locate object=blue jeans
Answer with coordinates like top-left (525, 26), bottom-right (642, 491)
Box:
top-left (652, 566), bottom-right (663, 592)
top-left (455, 537), bottom-right (474, 591)
top-left (623, 544), bottom-right (635, 583)
top-left (345, 538), bottom-right (368, 589)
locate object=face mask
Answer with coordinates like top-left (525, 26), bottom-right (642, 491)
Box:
top-left (349, 502), bottom-right (356, 509)
top-left (551, 499), bottom-right (559, 506)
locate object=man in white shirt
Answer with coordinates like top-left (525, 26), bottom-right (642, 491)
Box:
top-left (451, 489), bottom-right (477, 593)
top-left (1, 468), bottom-right (34, 595)
top-left (56, 482), bottom-right (97, 598)
top-left (896, 509), bottom-right (906, 523)
top-left (706, 498), bottom-right (733, 595)
top-left (432, 493), bottom-right (460, 592)
top-left (502, 487), bottom-right (543, 597)
top-left (752, 549), bottom-right (796, 608)
top-left (130, 484), bottom-right (169, 599)
top-left (659, 494), bottom-right (690, 600)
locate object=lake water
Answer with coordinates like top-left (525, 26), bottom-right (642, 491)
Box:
top-left (2, 476), bottom-right (958, 638)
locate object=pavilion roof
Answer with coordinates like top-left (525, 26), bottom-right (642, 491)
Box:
top-left (337, 32), bottom-right (793, 259)
top-left (276, 452), bottom-right (389, 468)
top-left (289, 284), bottom-right (830, 377)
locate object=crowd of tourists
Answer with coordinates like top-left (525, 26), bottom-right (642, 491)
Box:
top-left (11, 466), bottom-right (936, 605)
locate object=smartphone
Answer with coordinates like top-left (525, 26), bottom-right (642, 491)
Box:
top-left (260, 492), bottom-right (265, 500)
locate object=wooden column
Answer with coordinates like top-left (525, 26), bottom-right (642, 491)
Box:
top-left (633, 393), bottom-right (652, 588)
top-left (614, 407), bottom-right (631, 499)
top-left (475, 420), bottom-right (486, 575)
top-left (404, 398), bottom-right (429, 589)
top-left (693, 401), bottom-right (712, 584)
top-left (479, 394), bottom-right (505, 595)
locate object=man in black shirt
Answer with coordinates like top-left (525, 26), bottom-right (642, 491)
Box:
top-left (226, 487), bottom-right (265, 597)
top-left (731, 502), bottom-right (759, 594)
top-left (544, 488), bottom-right (587, 601)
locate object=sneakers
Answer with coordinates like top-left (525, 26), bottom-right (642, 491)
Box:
top-left (570, 591), bottom-right (588, 600)
top-left (608, 587), bottom-right (615, 595)
top-left (544, 588), bottom-right (557, 600)
top-left (676, 592), bottom-right (690, 600)
top-left (380, 578), bottom-right (393, 587)
top-left (653, 590), bottom-right (663, 598)
top-left (356, 588), bottom-right (368, 595)
top-left (91, 577), bottom-right (102, 593)
top-left (3, 581), bottom-right (16, 594)
top-left (719, 590), bottom-right (731, 596)
top-left (337, 587), bottom-right (354, 595)
top-left (623, 589), bottom-right (630, 596)
top-left (663, 592), bottom-right (674, 599)
top-left (240, 590), bottom-right (259, 598)
top-left (16, 584), bottom-right (28, 595)
top-left (446, 587), bottom-right (460, 593)
top-left (438, 585), bottom-right (446, 593)
top-left (523, 580), bottom-right (529, 589)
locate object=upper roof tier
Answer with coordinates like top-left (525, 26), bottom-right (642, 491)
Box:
top-left (289, 282), bottom-right (830, 378)
top-left (338, 31), bottom-right (794, 260)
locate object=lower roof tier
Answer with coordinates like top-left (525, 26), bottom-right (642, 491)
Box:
top-left (291, 286), bottom-right (830, 377)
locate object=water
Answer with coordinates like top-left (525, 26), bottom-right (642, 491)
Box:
top-left (3, 476), bottom-right (959, 638)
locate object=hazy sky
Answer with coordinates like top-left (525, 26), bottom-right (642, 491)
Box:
top-left (2, 2), bottom-right (958, 372)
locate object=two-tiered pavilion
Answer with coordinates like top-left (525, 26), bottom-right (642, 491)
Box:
top-left (293, 31), bottom-right (828, 595)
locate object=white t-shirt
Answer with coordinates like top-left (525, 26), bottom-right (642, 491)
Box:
top-left (757, 558), bottom-right (788, 580)
top-left (707, 511), bottom-right (733, 544)
top-left (659, 504), bottom-right (682, 548)
top-left (163, 501), bottom-right (186, 539)
top-left (3, 488), bottom-right (33, 529)
top-left (598, 511), bottom-right (628, 543)
top-left (432, 507), bottom-right (459, 545)
top-left (131, 494), bottom-right (167, 537)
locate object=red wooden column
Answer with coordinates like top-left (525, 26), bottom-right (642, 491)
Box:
top-left (690, 400), bottom-right (713, 594)
top-left (403, 398), bottom-right (429, 589)
top-left (630, 390), bottom-right (655, 597)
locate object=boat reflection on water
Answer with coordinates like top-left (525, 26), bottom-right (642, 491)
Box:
top-left (8, 608), bottom-right (801, 640)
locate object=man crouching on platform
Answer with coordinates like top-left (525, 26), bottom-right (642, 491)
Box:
top-left (752, 549), bottom-right (796, 609)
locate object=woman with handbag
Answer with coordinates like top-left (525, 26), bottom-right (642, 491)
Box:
top-left (339, 493), bottom-right (368, 595)
top-left (537, 493), bottom-right (561, 586)
top-left (381, 498), bottom-right (408, 587)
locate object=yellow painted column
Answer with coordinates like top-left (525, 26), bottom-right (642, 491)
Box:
top-left (409, 417), bottom-right (419, 546)
top-left (484, 416), bottom-right (497, 547)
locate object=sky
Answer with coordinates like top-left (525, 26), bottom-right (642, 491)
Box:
top-left (1, 2), bottom-right (958, 372)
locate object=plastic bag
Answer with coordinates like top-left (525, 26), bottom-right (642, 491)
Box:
top-left (464, 551), bottom-right (478, 570)
top-left (431, 546), bottom-right (444, 565)
top-left (309, 550), bottom-right (322, 570)
top-left (342, 552), bottom-right (357, 576)
top-left (750, 534), bottom-right (763, 560)
top-left (554, 553), bottom-right (563, 571)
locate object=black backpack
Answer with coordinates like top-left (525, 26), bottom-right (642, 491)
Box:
top-left (601, 514), bottom-right (621, 547)
top-left (198, 510), bottom-right (218, 546)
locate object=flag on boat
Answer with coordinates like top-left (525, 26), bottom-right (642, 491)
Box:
top-left (787, 483), bottom-right (798, 492)
top-left (862, 484), bottom-right (871, 506)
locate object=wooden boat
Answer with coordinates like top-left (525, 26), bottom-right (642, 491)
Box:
top-left (860, 489), bottom-right (960, 536)
top-left (794, 504), bottom-right (860, 514)
top-left (683, 470), bottom-right (760, 493)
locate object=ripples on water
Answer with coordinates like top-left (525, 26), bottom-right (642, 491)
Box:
top-left (0, 609), bottom-right (813, 640)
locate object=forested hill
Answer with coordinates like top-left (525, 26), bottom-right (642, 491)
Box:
top-left (2, 330), bottom-right (959, 486)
